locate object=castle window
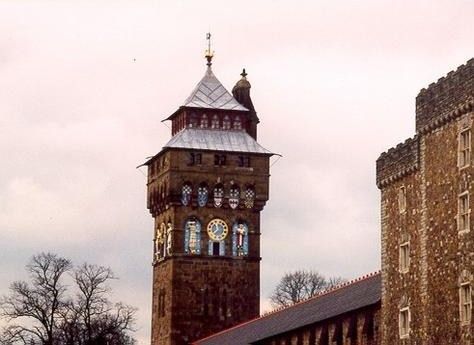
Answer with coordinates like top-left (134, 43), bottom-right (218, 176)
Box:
top-left (189, 112), bottom-right (198, 128)
top-left (458, 192), bottom-right (470, 232)
top-left (232, 222), bottom-right (249, 256)
top-left (197, 183), bottom-right (209, 207)
top-left (238, 155), bottom-right (251, 167)
top-left (158, 288), bottom-right (166, 317)
top-left (233, 116), bottom-right (242, 130)
top-left (244, 186), bottom-right (256, 209)
top-left (459, 128), bottom-right (471, 168)
top-left (460, 282), bottom-right (472, 324)
top-left (181, 183), bottom-right (192, 206)
top-left (399, 241), bottom-right (410, 273)
top-left (398, 186), bottom-right (406, 213)
top-left (188, 152), bottom-right (202, 166)
top-left (214, 154), bottom-right (226, 166)
top-left (201, 114), bottom-right (208, 128)
top-left (223, 115), bottom-right (231, 130)
top-left (399, 307), bottom-right (410, 338)
top-left (184, 218), bottom-right (201, 254)
top-left (211, 114), bottom-right (220, 129)
top-left (229, 184), bottom-right (240, 209)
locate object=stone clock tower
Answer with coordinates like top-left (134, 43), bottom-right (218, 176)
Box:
top-left (144, 44), bottom-right (274, 345)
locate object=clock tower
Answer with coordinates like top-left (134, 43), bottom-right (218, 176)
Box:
top-left (145, 43), bottom-right (274, 345)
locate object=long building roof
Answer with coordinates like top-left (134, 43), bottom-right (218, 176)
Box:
top-left (193, 272), bottom-right (381, 345)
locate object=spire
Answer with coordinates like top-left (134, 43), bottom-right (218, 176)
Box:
top-left (205, 32), bottom-right (214, 67)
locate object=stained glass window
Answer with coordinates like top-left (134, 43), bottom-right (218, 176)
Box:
top-left (181, 183), bottom-right (192, 206)
top-left (184, 218), bottom-right (201, 254)
top-left (232, 222), bottom-right (249, 256)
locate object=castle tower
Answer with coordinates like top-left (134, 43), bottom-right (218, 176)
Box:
top-left (145, 44), bottom-right (274, 345)
top-left (377, 59), bottom-right (474, 344)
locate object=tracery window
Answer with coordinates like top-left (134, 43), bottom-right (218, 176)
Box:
top-left (232, 222), bottom-right (249, 256)
top-left (184, 218), bottom-right (201, 254)
top-left (201, 114), bottom-right (208, 128)
top-left (181, 183), bottom-right (192, 206)
top-left (222, 115), bottom-right (231, 130)
top-left (213, 184), bottom-right (224, 208)
top-left (233, 116), bottom-right (242, 130)
top-left (244, 186), bottom-right (256, 208)
top-left (211, 114), bottom-right (220, 129)
top-left (229, 184), bottom-right (240, 209)
top-left (197, 183), bottom-right (209, 207)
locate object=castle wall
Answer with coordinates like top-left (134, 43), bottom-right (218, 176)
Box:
top-left (377, 58), bottom-right (474, 344)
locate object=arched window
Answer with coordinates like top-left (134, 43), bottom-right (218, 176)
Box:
top-left (229, 184), bottom-right (240, 209)
top-left (244, 186), bottom-right (256, 208)
top-left (233, 116), bottom-right (242, 130)
top-left (213, 183), bottom-right (224, 208)
top-left (201, 114), bottom-right (208, 128)
top-left (197, 183), bottom-right (209, 207)
top-left (211, 114), bottom-right (220, 129)
top-left (232, 222), bottom-right (249, 256)
top-left (222, 115), bottom-right (231, 130)
top-left (189, 112), bottom-right (198, 128)
top-left (184, 218), bottom-right (201, 254)
top-left (181, 183), bottom-right (192, 206)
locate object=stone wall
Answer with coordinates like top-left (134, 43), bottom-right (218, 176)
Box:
top-left (378, 58), bottom-right (474, 344)
top-left (416, 58), bottom-right (474, 133)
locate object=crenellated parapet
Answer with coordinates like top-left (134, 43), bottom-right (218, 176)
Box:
top-left (376, 136), bottom-right (419, 188)
top-left (416, 58), bottom-right (474, 134)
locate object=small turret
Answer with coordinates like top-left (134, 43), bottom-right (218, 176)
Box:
top-left (233, 69), bottom-right (260, 139)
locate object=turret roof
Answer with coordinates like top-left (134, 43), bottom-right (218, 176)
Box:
top-left (183, 67), bottom-right (249, 111)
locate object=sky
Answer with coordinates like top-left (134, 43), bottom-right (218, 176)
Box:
top-left (0, 0), bottom-right (473, 344)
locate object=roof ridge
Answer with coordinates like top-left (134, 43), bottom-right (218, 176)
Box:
top-left (192, 270), bottom-right (381, 344)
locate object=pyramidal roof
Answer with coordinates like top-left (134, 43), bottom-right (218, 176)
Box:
top-left (183, 66), bottom-right (249, 111)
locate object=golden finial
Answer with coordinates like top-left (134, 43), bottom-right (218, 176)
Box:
top-left (205, 32), bottom-right (214, 67)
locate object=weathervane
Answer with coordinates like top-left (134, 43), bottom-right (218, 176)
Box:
top-left (205, 32), bottom-right (214, 67)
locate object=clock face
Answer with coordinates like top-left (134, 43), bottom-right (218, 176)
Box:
top-left (207, 218), bottom-right (228, 241)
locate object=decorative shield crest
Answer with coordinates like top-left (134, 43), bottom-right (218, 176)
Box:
top-left (197, 185), bottom-right (208, 207)
top-left (229, 185), bottom-right (240, 209)
top-left (213, 185), bottom-right (224, 208)
top-left (244, 187), bottom-right (255, 209)
top-left (181, 183), bottom-right (192, 206)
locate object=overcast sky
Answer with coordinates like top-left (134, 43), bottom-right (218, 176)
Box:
top-left (0, 1), bottom-right (473, 344)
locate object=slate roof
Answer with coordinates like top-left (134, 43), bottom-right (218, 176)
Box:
top-left (163, 128), bottom-right (274, 155)
top-left (193, 273), bottom-right (381, 345)
top-left (183, 67), bottom-right (249, 111)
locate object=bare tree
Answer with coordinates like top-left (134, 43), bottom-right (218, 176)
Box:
top-left (0, 253), bottom-right (71, 345)
top-left (270, 270), bottom-right (347, 308)
top-left (0, 253), bottom-right (137, 345)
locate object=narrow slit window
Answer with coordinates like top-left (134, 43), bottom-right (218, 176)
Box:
top-left (459, 192), bottom-right (470, 232)
top-left (460, 283), bottom-right (472, 324)
top-left (459, 129), bottom-right (471, 168)
top-left (399, 241), bottom-right (410, 273)
top-left (399, 307), bottom-right (410, 338)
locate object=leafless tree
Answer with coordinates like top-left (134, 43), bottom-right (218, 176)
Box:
top-left (0, 253), bottom-right (137, 345)
top-left (270, 270), bottom-right (347, 308)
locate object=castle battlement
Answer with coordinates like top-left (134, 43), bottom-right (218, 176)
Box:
top-left (376, 136), bottom-right (419, 188)
top-left (416, 58), bottom-right (474, 133)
